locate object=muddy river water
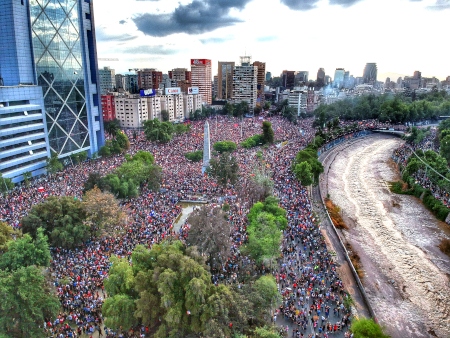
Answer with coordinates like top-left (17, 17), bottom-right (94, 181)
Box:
top-left (325, 135), bottom-right (450, 338)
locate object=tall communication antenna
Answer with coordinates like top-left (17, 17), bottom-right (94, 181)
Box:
top-left (240, 55), bottom-right (252, 66)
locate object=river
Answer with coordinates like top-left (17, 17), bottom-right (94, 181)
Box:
top-left (324, 135), bottom-right (450, 338)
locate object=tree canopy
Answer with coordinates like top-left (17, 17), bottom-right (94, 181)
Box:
top-left (0, 228), bottom-right (50, 271)
top-left (350, 318), bottom-right (390, 338)
top-left (21, 196), bottom-right (89, 249)
top-left (213, 140), bottom-right (237, 153)
top-left (208, 153), bottom-right (239, 186)
top-left (102, 240), bottom-right (279, 338)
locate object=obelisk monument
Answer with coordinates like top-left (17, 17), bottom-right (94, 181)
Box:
top-left (202, 121), bottom-right (211, 174)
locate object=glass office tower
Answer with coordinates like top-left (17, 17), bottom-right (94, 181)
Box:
top-left (29, 0), bottom-right (104, 157)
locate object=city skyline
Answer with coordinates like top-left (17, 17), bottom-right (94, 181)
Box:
top-left (94, 0), bottom-right (449, 80)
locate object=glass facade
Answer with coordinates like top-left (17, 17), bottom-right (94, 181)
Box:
top-left (29, 0), bottom-right (90, 155)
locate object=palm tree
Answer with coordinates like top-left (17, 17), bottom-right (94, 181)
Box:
top-left (105, 119), bottom-right (121, 137)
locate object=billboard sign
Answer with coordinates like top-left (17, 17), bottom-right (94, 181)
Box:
top-left (140, 89), bottom-right (156, 97)
top-left (165, 87), bottom-right (181, 95)
top-left (188, 87), bottom-right (199, 95)
top-left (190, 59), bottom-right (211, 66)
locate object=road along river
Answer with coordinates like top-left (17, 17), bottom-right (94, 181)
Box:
top-left (323, 134), bottom-right (450, 338)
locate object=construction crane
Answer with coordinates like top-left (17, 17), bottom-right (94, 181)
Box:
top-left (98, 58), bottom-right (119, 61)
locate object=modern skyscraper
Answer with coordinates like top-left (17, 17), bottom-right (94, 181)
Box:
top-left (363, 63), bottom-right (377, 85)
top-left (124, 74), bottom-right (138, 94)
top-left (281, 70), bottom-right (295, 89)
top-left (217, 61), bottom-right (235, 100)
top-left (316, 68), bottom-right (325, 87)
top-left (334, 68), bottom-right (345, 88)
top-left (0, 0), bottom-right (51, 182)
top-left (253, 61), bottom-right (266, 107)
top-left (29, 0), bottom-right (104, 157)
top-left (99, 67), bottom-right (115, 94)
top-left (295, 71), bottom-right (309, 85)
top-left (191, 59), bottom-right (212, 105)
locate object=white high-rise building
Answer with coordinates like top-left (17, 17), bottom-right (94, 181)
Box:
top-left (232, 57), bottom-right (258, 110)
top-left (161, 93), bottom-right (184, 122)
top-left (99, 67), bottom-right (116, 94)
top-left (114, 96), bottom-right (148, 129)
top-left (288, 90), bottom-right (308, 116)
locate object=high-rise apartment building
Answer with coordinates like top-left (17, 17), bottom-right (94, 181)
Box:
top-left (99, 67), bottom-right (115, 94)
top-left (217, 61), bottom-right (235, 100)
top-left (233, 57), bottom-right (258, 111)
top-left (334, 68), bottom-right (345, 88)
top-left (29, 0), bottom-right (104, 157)
top-left (114, 96), bottom-right (148, 129)
top-left (137, 69), bottom-right (163, 91)
top-left (253, 61), bottom-right (266, 107)
top-left (115, 74), bottom-right (125, 90)
top-left (363, 63), bottom-right (377, 85)
top-left (101, 95), bottom-right (116, 122)
top-left (316, 68), bottom-right (325, 87)
top-left (191, 59), bottom-right (212, 105)
top-left (168, 68), bottom-right (191, 82)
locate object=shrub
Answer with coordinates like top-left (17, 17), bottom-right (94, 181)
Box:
top-left (185, 150), bottom-right (203, 162)
top-left (241, 134), bottom-right (264, 148)
top-left (213, 141), bottom-right (237, 153)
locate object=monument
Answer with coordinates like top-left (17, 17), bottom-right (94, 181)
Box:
top-left (202, 121), bottom-right (211, 174)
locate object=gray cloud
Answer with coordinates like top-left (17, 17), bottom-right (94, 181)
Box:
top-left (119, 20), bottom-right (127, 24)
top-left (427, 0), bottom-right (450, 9)
top-left (132, 0), bottom-right (252, 37)
top-left (123, 45), bottom-right (178, 55)
top-left (329, 0), bottom-right (363, 6)
top-left (280, 0), bottom-right (318, 10)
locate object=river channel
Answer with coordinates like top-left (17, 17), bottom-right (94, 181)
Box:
top-left (325, 135), bottom-right (450, 338)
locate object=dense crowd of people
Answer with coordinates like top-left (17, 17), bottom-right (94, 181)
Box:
top-left (0, 115), bottom-right (400, 337)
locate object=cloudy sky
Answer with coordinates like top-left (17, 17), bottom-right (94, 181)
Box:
top-left (94, 0), bottom-right (450, 81)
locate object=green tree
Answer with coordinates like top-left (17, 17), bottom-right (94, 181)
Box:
top-left (102, 256), bottom-right (138, 329)
top-left (46, 151), bottom-right (63, 174)
top-left (185, 150), bottom-right (203, 162)
top-left (104, 119), bottom-right (121, 137)
top-left (144, 119), bottom-right (174, 143)
top-left (253, 326), bottom-right (281, 338)
top-left (245, 212), bottom-right (282, 266)
top-left (350, 318), bottom-right (390, 338)
top-left (213, 140), bottom-right (237, 153)
top-left (132, 241), bottom-right (213, 337)
top-left (208, 153), bottom-right (239, 186)
top-left (293, 161), bottom-right (314, 186)
top-left (0, 222), bottom-right (20, 254)
top-left (263, 101), bottom-right (271, 110)
top-left (223, 102), bottom-right (235, 117)
top-left (83, 172), bottom-right (110, 193)
top-left (0, 228), bottom-right (50, 271)
top-left (161, 110), bottom-right (170, 122)
top-left (440, 134), bottom-right (450, 163)
top-left (0, 266), bottom-right (59, 338)
top-left (0, 174), bottom-right (14, 194)
top-left (22, 171), bottom-right (32, 187)
top-left (21, 196), bottom-right (89, 249)
top-left (262, 121), bottom-right (274, 144)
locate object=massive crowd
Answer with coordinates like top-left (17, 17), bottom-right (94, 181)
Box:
top-left (0, 115), bottom-right (398, 337)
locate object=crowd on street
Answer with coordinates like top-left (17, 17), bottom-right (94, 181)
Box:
top-left (0, 115), bottom-right (399, 337)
